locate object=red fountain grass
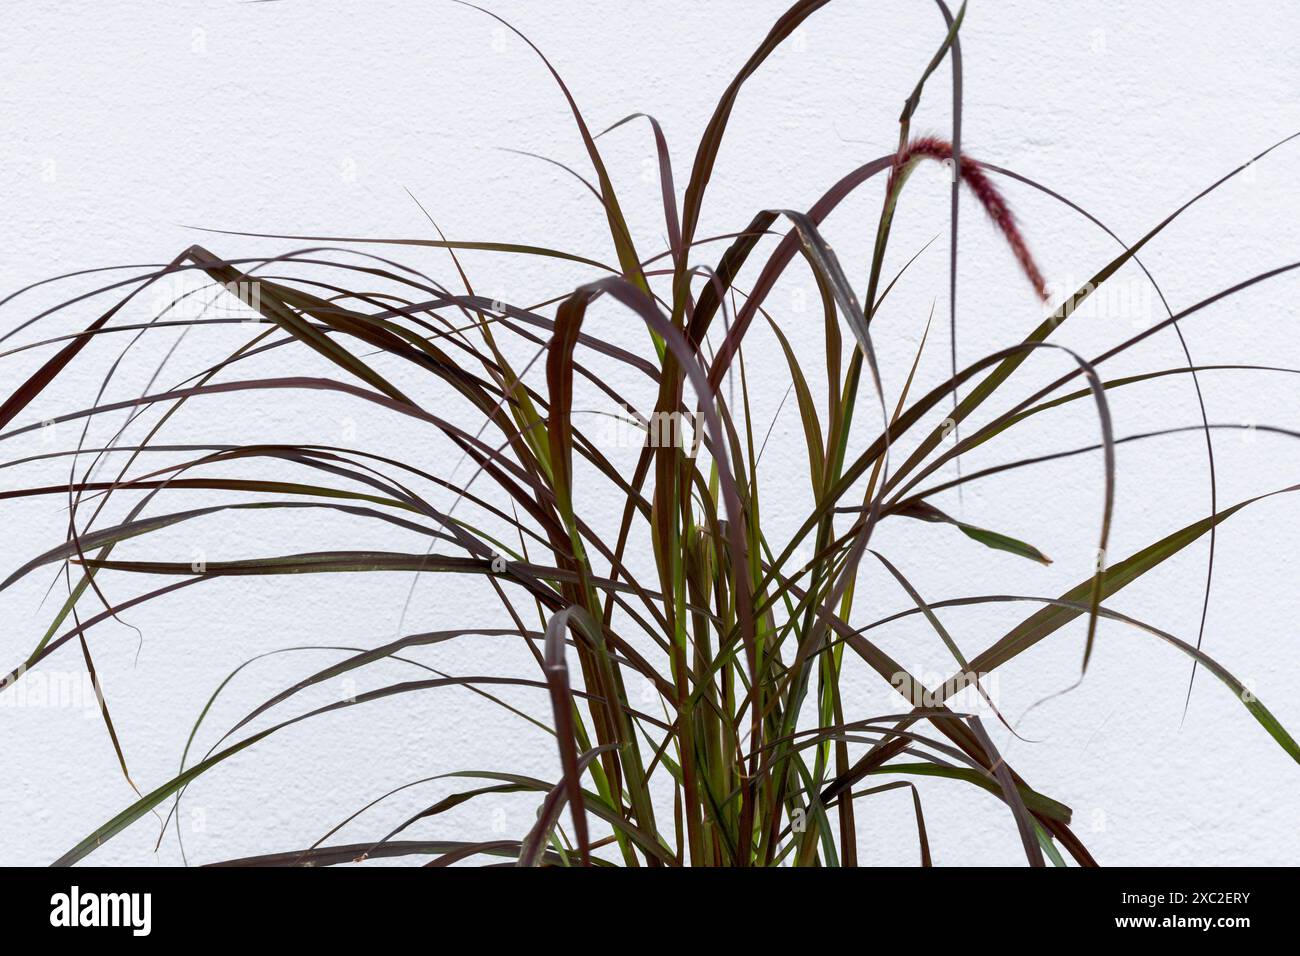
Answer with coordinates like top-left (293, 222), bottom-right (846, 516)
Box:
top-left (890, 135), bottom-right (1050, 301)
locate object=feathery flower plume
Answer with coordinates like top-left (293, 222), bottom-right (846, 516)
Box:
top-left (889, 135), bottom-right (1049, 301)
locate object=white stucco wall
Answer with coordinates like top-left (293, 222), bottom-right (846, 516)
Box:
top-left (1, 0), bottom-right (1298, 866)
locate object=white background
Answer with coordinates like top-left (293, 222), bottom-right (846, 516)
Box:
top-left (1, 0), bottom-right (1298, 866)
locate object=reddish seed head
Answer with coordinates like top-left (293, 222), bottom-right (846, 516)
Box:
top-left (890, 136), bottom-right (1049, 302)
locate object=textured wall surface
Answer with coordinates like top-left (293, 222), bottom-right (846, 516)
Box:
top-left (2, 0), bottom-right (1298, 866)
